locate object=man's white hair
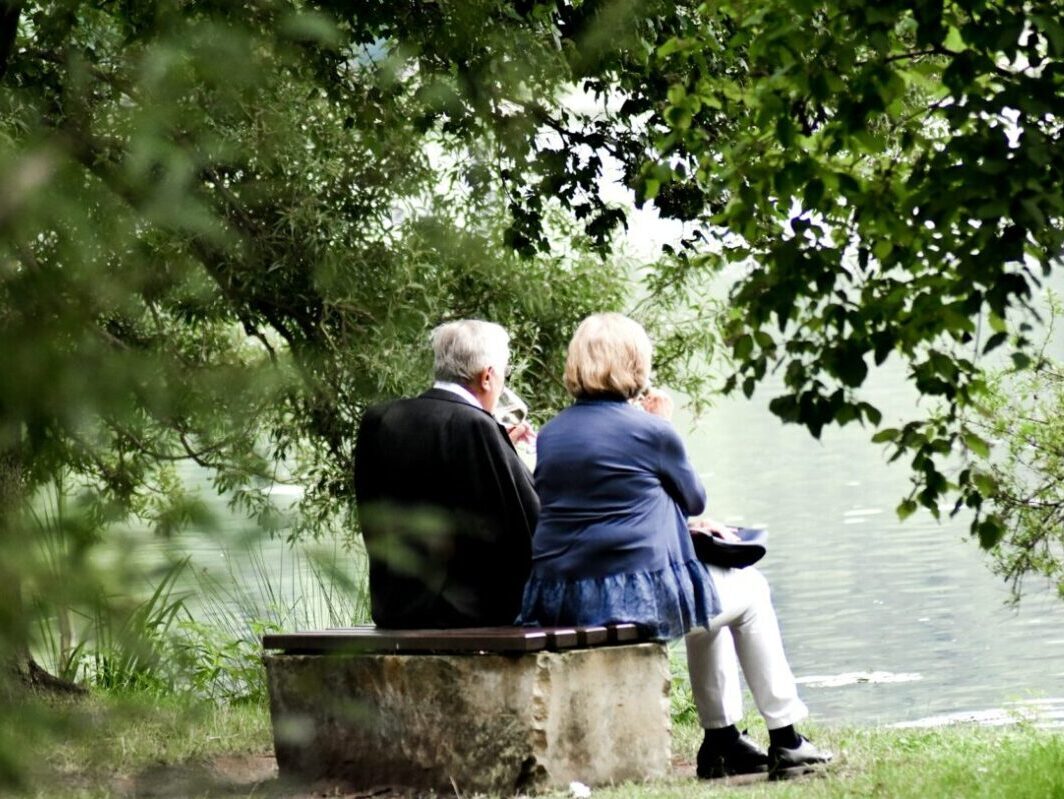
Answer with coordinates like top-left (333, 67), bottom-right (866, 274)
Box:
top-left (430, 320), bottom-right (510, 385)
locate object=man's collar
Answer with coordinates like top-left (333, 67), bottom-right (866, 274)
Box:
top-left (432, 381), bottom-right (483, 409)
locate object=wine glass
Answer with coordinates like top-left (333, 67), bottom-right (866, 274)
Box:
top-left (494, 386), bottom-right (529, 428)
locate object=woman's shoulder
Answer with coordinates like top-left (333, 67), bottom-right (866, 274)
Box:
top-left (542, 398), bottom-right (633, 427)
top-left (540, 399), bottom-right (676, 444)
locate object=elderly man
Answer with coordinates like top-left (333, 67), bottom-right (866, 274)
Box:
top-left (354, 319), bottom-right (539, 628)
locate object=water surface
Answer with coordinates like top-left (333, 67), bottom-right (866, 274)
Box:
top-left (678, 359), bottom-right (1064, 728)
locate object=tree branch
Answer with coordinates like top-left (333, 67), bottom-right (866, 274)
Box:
top-left (857, 48), bottom-right (941, 67)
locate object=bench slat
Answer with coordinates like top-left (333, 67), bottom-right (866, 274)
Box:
top-left (262, 623), bottom-right (646, 654)
top-left (610, 624), bottom-right (642, 643)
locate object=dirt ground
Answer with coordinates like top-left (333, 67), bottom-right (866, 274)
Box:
top-left (94, 755), bottom-right (707, 798)
top-left (108, 753), bottom-right (402, 798)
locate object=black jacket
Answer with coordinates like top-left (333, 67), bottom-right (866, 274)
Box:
top-left (354, 389), bottom-right (539, 628)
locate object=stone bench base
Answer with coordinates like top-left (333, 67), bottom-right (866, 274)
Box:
top-left (264, 642), bottom-right (670, 794)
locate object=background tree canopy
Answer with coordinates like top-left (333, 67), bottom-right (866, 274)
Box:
top-left (2, 1), bottom-right (1064, 779)
top-left (0, 1), bottom-right (629, 530)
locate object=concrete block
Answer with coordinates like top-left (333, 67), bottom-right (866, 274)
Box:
top-left (264, 642), bottom-right (671, 794)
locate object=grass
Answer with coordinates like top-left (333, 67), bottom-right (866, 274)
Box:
top-left (17, 692), bottom-right (1064, 799)
top-left (658, 720), bottom-right (1064, 799)
top-left (19, 693), bottom-right (272, 798)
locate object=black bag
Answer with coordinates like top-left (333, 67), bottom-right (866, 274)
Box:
top-left (691, 526), bottom-right (768, 569)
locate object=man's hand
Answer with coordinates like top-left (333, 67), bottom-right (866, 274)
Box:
top-left (689, 518), bottom-right (741, 542)
top-left (507, 421), bottom-right (536, 447)
top-left (638, 387), bottom-right (673, 420)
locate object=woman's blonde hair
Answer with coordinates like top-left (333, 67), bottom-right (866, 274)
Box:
top-left (563, 313), bottom-right (652, 399)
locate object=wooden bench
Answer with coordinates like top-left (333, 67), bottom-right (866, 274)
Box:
top-left (262, 622), bottom-right (646, 654)
top-left (262, 624), bottom-right (671, 794)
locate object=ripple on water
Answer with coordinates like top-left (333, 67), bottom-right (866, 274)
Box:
top-left (797, 670), bottom-right (924, 688)
top-left (891, 697), bottom-right (1064, 729)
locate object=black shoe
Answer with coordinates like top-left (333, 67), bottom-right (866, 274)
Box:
top-left (768, 734), bottom-right (833, 780)
top-left (697, 730), bottom-right (769, 779)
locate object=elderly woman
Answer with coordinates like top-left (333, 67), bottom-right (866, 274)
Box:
top-left (519, 313), bottom-right (831, 780)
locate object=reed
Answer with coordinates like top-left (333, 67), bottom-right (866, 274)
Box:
top-left (27, 472), bottom-right (371, 700)
top-left (173, 535), bottom-right (371, 703)
top-left (26, 474), bottom-right (190, 692)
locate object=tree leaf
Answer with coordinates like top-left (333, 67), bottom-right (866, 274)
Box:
top-left (871, 427), bottom-right (899, 443)
top-left (897, 498), bottom-right (919, 521)
top-left (962, 433), bottom-right (990, 459)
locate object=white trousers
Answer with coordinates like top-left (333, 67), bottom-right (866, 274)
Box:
top-left (685, 564), bottom-right (808, 730)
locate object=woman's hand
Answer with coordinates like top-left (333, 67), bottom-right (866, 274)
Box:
top-left (638, 387), bottom-right (674, 420)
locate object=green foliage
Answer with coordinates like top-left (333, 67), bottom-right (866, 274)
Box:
top-left (4, 0), bottom-right (1064, 782)
top-left (173, 618), bottom-right (276, 706)
top-left (2, 0), bottom-right (1061, 583)
top-left (627, 0), bottom-right (1064, 543)
top-left (31, 551), bottom-right (189, 695)
top-left (23, 464), bottom-right (367, 704)
top-left (980, 357), bottom-right (1064, 600)
top-left (173, 536), bottom-right (370, 704)
top-left (24, 474), bottom-right (191, 693)
top-left (667, 642), bottom-right (699, 727)
top-left (34, 530), bottom-right (368, 703)
top-left (0, 1), bottom-right (625, 532)
top-left (83, 559), bottom-right (187, 694)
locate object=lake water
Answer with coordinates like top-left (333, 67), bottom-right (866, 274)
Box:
top-left (677, 358), bottom-right (1064, 729)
